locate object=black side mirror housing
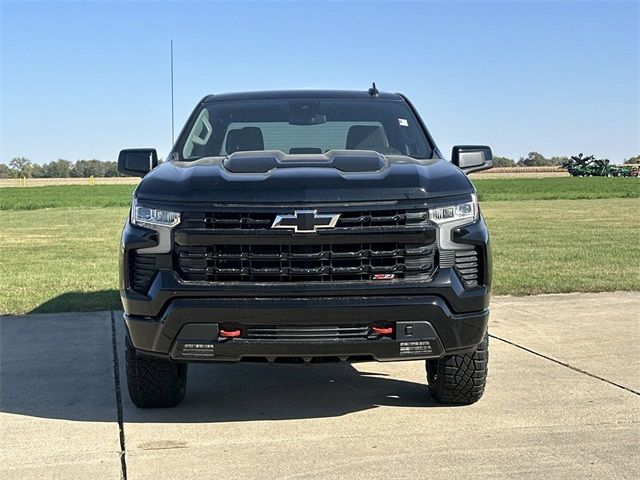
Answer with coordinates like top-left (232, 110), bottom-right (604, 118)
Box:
top-left (118, 149), bottom-right (158, 177)
top-left (451, 145), bottom-right (493, 174)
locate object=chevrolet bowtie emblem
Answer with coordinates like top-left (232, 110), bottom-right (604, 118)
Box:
top-left (271, 210), bottom-right (340, 233)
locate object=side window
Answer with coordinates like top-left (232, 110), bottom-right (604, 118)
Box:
top-left (182, 109), bottom-right (213, 159)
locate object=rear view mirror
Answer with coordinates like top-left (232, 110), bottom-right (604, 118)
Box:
top-left (289, 113), bottom-right (327, 126)
top-left (288, 100), bottom-right (326, 125)
top-left (118, 149), bottom-right (158, 177)
top-left (451, 145), bottom-right (493, 174)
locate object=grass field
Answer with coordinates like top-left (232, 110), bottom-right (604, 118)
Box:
top-left (0, 177), bottom-right (638, 314)
top-left (1, 177), bottom-right (638, 210)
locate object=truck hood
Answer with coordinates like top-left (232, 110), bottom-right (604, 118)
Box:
top-left (135, 151), bottom-right (474, 204)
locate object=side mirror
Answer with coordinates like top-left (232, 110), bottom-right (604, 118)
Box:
top-left (118, 148), bottom-right (158, 177)
top-left (451, 145), bottom-right (493, 174)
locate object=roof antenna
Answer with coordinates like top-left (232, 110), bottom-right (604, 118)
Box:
top-left (368, 82), bottom-right (379, 97)
top-left (170, 39), bottom-right (175, 146)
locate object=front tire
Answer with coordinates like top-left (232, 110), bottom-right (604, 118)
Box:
top-left (125, 336), bottom-right (187, 408)
top-left (426, 333), bottom-right (488, 405)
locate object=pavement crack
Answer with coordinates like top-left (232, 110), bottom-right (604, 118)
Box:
top-left (489, 333), bottom-right (640, 396)
top-left (110, 310), bottom-right (128, 480)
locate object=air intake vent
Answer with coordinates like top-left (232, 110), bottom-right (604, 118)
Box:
top-left (129, 253), bottom-right (157, 294)
top-left (454, 249), bottom-right (480, 288)
top-left (223, 150), bottom-right (387, 174)
top-left (438, 250), bottom-right (456, 268)
top-left (245, 325), bottom-right (370, 340)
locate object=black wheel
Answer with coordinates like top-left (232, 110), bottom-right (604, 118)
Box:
top-left (125, 336), bottom-right (187, 408)
top-left (426, 333), bottom-right (488, 405)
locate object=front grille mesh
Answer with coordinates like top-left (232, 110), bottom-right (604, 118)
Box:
top-left (180, 209), bottom-right (428, 230)
top-left (175, 207), bottom-right (436, 284)
top-left (245, 325), bottom-right (370, 340)
top-left (175, 242), bottom-right (435, 282)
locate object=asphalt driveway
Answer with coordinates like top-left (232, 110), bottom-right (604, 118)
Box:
top-left (1, 292), bottom-right (638, 479)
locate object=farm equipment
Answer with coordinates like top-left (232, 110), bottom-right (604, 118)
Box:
top-left (563, 154), bottom-right (639, 177)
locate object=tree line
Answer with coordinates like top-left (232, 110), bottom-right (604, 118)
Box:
top-left (0, 158), bottom-right (126, 179)
top-left (493, 152), bottom-right (639, 168)
top-left (1, 153), bottom-right (639, 178)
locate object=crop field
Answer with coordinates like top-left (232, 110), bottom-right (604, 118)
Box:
top-left (0, 177), bottom-right (638, 314)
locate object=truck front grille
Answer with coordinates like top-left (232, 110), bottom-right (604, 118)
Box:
top-left (174, 207), bottom-right (436, 284)
top-left (175, 242), bottom-right (435, 282)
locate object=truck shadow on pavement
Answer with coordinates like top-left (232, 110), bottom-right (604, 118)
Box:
top-left (125, 361), bottom-right (449, 424)
top-left (0, 305), bottom-right (452, 425)
top-left (27, 290), bottom-right (121, 314)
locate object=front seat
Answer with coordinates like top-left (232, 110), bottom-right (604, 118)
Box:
top-left (346, 125), bottom-right (389, 150)
top-left (226, 127), bottom-right (264, 154)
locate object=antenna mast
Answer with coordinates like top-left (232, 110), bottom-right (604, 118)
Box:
top-left (170, 39), bottom-right (175, 145)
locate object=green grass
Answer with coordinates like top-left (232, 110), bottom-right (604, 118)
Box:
top-left (483, 199), bottom-right (640, 295)
top-left (1, 177), bottom-right (637, 211)
top-left (473, 177), bottom-right (639, 201)
top-left (0, 208), bottom-right (126, 314)
top-left (0, 177), bottom-right (638, 314)
top-left (0, 185), bottom-right (136, 210)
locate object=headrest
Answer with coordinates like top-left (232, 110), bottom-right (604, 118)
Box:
top-left (225, 127), bottom-right (264, 154)
top-left (346, 125), bottom-right (388, 150)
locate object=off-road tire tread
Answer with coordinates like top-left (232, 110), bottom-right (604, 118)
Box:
top-left (426, 334), bottom-right (488, 405)
top-left (125, 336), bottom-right (187, 408)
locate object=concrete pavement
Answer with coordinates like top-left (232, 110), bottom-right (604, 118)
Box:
top-left (0, 312), bottom-right (121, 479)
top-left (1, 292), bottom-right (638, 479)
top-left (489, 292), bottom-right (640, 392)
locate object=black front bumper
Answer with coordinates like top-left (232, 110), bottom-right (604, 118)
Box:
top-left (125, 294), bottom-right (489, 362)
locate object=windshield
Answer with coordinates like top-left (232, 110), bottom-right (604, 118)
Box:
top-left (177, 98), bottom-right (433, 161)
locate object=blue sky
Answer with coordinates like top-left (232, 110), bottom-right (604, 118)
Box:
top-left (1, 0), bottom-right (638, 164)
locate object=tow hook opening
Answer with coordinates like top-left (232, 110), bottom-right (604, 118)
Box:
top-left (219, 323), bottom-right (242, 338)
top-left (371, 323), bottom-right (394, 337)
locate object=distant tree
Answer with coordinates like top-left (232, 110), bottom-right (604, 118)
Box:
top-left (492, 156), bottom-right (516, 168)
top-left (548, 156), bottom-right (569, 166)
top-left (517, 151), bottom-right (558, 167)
top-left (0, 163), bottom-right (16, 178)
top-left (30, 163), bottom-right (46, 178)
top-left (623, 155), bottom-right (640, 165)
top-left (9, 157), bottom-right (33, 177)
top-left (524, 151), bottom-right (547, 166)
top-left (71, 159), bottom-right (107, 177)
top-left (102, 161), bottom-right (123, 177)
top-left (44, 159), bottom-right (73, 177)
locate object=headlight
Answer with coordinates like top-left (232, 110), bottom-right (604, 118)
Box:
top-left (429, 194), bottom-right (479, 250)
top-left (129, 199), bottom-right (180, 254)
top-left (429, 195), bottom-right (478, 225)
top-left (131, 199), bottom-right (180, 228)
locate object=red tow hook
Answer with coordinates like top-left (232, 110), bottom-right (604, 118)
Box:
top-left (219, 329), bottom-right (241, 338)
top-left (371, 325), bottom-right (393, 336)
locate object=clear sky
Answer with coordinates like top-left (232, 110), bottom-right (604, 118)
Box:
top-left (1, 0), bottom-right (638, 164)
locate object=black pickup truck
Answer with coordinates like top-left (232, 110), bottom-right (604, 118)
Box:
top-left (118, 88), bottom-right (493, 408)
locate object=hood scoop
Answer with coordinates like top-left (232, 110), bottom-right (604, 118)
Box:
top-left (223, 150), bottom-right (387, 174)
